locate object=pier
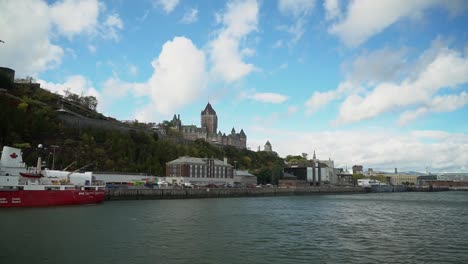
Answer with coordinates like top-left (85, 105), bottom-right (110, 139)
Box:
top-left (105, 186), bottom-right (365, 200)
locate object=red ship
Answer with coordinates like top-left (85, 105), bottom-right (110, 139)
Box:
top-left (0, 146), bottom-right (105, 208)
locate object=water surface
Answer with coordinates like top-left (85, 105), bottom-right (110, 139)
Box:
top-left (1, 192), bottom-right (467, 263)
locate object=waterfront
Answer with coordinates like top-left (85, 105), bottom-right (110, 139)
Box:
top-left (1, 192), bottom-right (468, 264)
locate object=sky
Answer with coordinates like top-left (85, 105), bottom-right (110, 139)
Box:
top-left (1, 0), bottom-right (468, 173)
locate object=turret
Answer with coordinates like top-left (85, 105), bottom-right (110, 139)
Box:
top-left (264, 140), bottom-right (272, 152)
top-left (239, 129), bottom-right (246, 138)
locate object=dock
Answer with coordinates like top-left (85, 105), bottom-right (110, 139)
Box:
top-left (105, 186), bottom-right (365, 200)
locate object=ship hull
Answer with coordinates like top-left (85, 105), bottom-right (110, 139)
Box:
top-left (0, 190), bottom-right (105, 208)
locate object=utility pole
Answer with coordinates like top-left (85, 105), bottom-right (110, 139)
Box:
top-left (51, 145), bottom-right (59, 170)
top-left (234, 161), bottom-right (237, 176)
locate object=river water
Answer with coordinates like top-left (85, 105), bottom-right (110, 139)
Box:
top-left (1, 192), bottom-right (468, 264)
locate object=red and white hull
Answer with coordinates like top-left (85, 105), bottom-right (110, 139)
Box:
top-left (0, 189), bottom-right (106, 208)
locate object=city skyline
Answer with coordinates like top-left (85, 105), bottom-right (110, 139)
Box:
top-left (1, 0), bottom-right (467, 172)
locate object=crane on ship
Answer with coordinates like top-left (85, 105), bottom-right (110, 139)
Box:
top-left (66, 163), bottom-right (94, 184)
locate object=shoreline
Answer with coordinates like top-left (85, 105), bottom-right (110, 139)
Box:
top-left (105, 186), bottom-right (365, 201)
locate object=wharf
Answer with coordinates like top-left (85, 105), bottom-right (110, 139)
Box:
top-left (105, 186), bottom-right (365, 200)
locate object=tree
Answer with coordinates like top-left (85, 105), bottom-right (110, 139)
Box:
top-left (80, 95), bottom-right (98, 110)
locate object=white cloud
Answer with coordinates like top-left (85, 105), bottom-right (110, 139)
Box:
top-left (209, 0), bottom-right (259, 82)
top-left (335, 45), bottom-right (468, 124)
top-left (306, 90), bottom-right (338, 115)
top-left (329, 0), bottom-right (467, 48)
top-left (99, 37), bottom-right (207, 122)
top-left (50, 0), bottom-right (99, 38)
top-left (99, 77), bottom-right (147, 114)
top-left (146, 37), bottom-right (206, 117)
top-left (0, 0), bottom-right (123, 76)
top-left (241, 48), bottom-right (256, 57)
top-left (305, 41), bottom-right (468, 123)
top-left (398, 92), bottom-right (468, 125)
top-left (0, 0), bottom-right (63, 76)
top-left (38, 75), bottom-right (99, 99)
top-left (344, 47), bottom-right (408, 85)
top-left (155, 0), bottom-right (180, 13)
top-left (101, 13), bottom-right (124, 41)
top-left (277, 0), bottom-right (315, 46)
top-left (248, 128), bottom-right (468, 172)
top-left (324, 0), bottom-right (340, 20)
top-left (277, 18), bottom-right (307, 45)
top-left (305, 48), bottom-right (407, 114)
top-left (180, 8), bottom-right (199, 24)
top-left (305, 81), bottom-right (353, 114)
top-left (278, 0), bottom-right (315, 17)
top-left (248, 92), bottom-right (289, 103)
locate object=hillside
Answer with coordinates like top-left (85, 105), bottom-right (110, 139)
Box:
top-left (0, 81), bottom-right (284, 184)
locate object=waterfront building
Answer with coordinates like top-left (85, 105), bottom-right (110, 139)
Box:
top-left (386, 174), bottom-right (418, 185)
top-left (278, 173), bottom-right (308, 187)
top-left (233, 170), bottom-right (257, 187)
top-left (336, 169), bottom-right (353, 185)
top-left (417, 175), bottom-right (437, 187)
top-left (93, 172), bottom-right (157, 187)
top-left (171, 103), bottom-right (247, 149)
top-left (283, 151), bottom-right (331, 186)
top-left (437, 172), bottom-right (468, 182)
top-left (165, 156), bottom-right (234, 186)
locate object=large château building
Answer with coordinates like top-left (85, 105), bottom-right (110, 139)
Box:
top-left (171, 103), bottom-right (247, 149)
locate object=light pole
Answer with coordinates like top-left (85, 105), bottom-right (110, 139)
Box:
top-left (51, 145), bottom-right (59, 170)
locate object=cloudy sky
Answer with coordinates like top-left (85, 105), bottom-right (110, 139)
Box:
top-left (1, 0), bottom-right (467, 172)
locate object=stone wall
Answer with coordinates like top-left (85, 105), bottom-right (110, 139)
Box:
top-left (106, 186), bottom-right (365, 200)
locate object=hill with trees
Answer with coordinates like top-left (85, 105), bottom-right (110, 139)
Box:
top-left (0, 80), bottom-right (284, 184)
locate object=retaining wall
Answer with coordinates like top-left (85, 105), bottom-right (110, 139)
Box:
top-left (105, 186), bottom-right (365, 200)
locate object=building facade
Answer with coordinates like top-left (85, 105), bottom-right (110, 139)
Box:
top-left (171, 103), bottom-right (247, 149)
top-left (233, 170), bottom-right (257, 187)
top-left (165, 156), bottom-right (234, 186)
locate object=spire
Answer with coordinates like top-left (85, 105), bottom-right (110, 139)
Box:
top-left (231, 127), bottom-right (236, 134)
top-left (239, 129), bottom-right (246, 137)
top-left (201, 102), bottom-right (216, 115)
top-left (313, 150), bottom-right (316, 160)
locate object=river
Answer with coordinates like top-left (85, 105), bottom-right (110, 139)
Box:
top-left (1, 192), bottom-right (467, 264)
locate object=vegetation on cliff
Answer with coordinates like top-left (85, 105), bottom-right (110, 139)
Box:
top-left (0, 83), bottom-right (284, 183)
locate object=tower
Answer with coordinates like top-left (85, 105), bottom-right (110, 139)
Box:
top-left (264, 140), bottom-right (272, 152)
top-left (201, 102), bottom-right (218, 135)
top-left (239, 129), bottom-right (247, 149)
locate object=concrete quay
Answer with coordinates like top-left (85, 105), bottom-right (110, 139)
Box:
top-left (105, 186), bottom-right (365, 200)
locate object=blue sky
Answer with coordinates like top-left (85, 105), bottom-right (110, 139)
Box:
top-left (1, 0), bottom-right (468, 172)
